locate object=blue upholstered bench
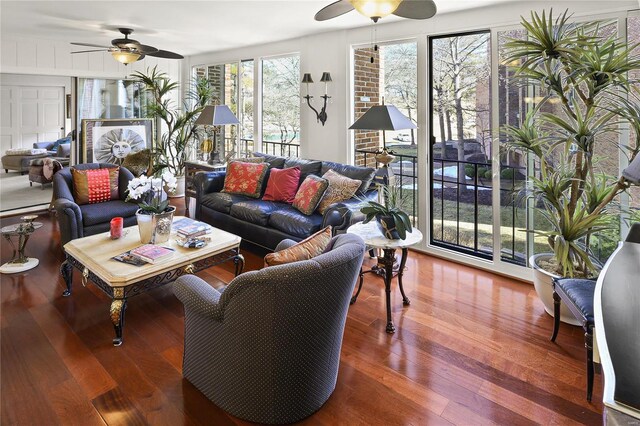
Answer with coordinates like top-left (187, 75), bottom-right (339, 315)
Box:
top-left (551, 277), bottom-right (597, 401)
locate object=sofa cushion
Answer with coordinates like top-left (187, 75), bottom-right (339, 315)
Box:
top-left (56, 143), bottom-right (71, 158)
top-left (230, 200), bottom-right (285, 227)
top-left (222, 161), bottom-right (269, 198)
top-left (262, 166), bottom-right (301, 203)
top-left (72, 167), bottom-right (119, 205)
top-left (321, 161), bottom-right (376, 194)
top-left (269, 206), bottom-right (324, 239)
top-left (201, 192), bottom-right (253, 214)
top-left (81, 200), bottom-right (139, 227)
top-left (316, 169), bottom-right (362, 214)
top-left (264, 226), bottom-right (332, 266)
top-left (292, 175), bottom-right (329, 215)
top-left (253, 152), bottom-right (286, 169)
top-left (284, 158), bottom-right (322, 184)
top-left (230, 156), bottom-right (265, 164)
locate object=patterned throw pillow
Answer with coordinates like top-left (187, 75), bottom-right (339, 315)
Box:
top-left (122, 149), bottom-right (152, 177)
top-left (72, 167), bottom-right (119, 205)
top-left (316, 169), bottom-right (362, 214)
top-left (230, 157), bottom-right (265, 164)
top-left (292, 175), bottom-right (329, 215)
top-left (222, 161), bottom-right (269, 198)
top-left (264, 226), bottom-right (332, 266)
top-left (262, 166), bottom-right (301, 203)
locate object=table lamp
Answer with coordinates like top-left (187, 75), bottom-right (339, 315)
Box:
top-left (194, 105), bottom-right (240, 164)
top-left (349, 103), bottom-right (417, 185)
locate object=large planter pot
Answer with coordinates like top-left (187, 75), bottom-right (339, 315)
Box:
top-left (136, 206), bottom-right (176, 244)
top-left (529, 253), bottom-right (581, 326)
top-left (168, 175), bottom-right (186, 198)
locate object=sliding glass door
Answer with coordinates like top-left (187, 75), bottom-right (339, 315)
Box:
top-left (429, 31), bottom-right (492, 258)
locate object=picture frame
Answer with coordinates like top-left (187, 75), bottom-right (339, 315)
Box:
top-left (81, 118), bottom-right (154, 164)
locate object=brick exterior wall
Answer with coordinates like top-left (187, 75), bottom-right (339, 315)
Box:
top-left (354, 47), bottom-right (381, 167)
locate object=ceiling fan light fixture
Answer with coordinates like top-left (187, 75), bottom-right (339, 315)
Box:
top-left (349, 0), bottom-right (402, 20)
top-left (109, 48), bottom-right (141, 65)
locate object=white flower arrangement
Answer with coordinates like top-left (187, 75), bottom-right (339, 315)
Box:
top-left (126, 170), bottom-right (177, 214)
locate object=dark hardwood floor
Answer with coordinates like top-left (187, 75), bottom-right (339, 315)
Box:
top-left (1, 200), bottom-right (602, 425)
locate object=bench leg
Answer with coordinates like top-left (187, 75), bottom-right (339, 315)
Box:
top-left (551, 290), bottom-right (561, 342)
top-left (586, 325), bottom-right (594, 402)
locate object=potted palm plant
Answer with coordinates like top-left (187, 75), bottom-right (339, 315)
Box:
top-left (502, 10), bottom-right (640, 322)
top-left (131, 66), bottom-right (214, 196)
top-left (360, 183), bottom-right (413, 240)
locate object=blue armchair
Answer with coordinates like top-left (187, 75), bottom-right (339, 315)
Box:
top-left (53, 163), bottom-right (138, 245)
top-left (173, 233), bottom-right (366, 424)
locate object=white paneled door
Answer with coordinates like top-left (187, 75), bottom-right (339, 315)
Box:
top-left (0, 85), bottom-right (64, 153)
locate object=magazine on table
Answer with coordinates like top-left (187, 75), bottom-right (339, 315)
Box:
top-left (172, 217), bottom-right (212, 237)
top-left (112, 245), bottom-right (175, 265)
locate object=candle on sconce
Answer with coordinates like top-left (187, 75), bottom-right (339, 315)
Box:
top-left (320, 72), bottom-right (332, 96)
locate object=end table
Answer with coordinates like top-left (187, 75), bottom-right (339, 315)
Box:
top-left (1, 215), bottom-right (43, 274)
top-left (347, 221), bottom-right (423, 334)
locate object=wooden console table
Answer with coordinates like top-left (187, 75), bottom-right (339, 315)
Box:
top-left (185, 160), bottom-right (226, 210)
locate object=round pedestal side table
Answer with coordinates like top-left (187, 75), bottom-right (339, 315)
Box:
top-left (0, 216), bottom-right (43, 274)
top-left (347, 221), bottom-right (423, 334)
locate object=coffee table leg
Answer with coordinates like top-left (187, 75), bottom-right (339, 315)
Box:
top-left (110, 288), bottom-right (127, 346)
top-left (382, 248), bottom-right (396, 334)
top-left (398, 248), bottom-right (410, 306)
top-left (60, 260), bottom-right (73, 297)
top-left (234, 253), bottom-right (245, 276)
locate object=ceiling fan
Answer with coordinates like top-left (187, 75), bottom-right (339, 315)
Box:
top-left (71, 28), bottom-right (184, 65)
top-left (315, 0), bottom-right (437, 23)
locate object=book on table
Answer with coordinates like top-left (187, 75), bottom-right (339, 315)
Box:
top-left (172, 217), bottom-right (212, 238)
top-left (130, 244), bottom-right (175, 264)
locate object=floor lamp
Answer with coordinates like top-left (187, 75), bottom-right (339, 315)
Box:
top-left (194, 105), bottom-right (240, 164)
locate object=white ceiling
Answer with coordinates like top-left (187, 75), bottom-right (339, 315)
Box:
top-left (1, 0), bottom-right (515, 57)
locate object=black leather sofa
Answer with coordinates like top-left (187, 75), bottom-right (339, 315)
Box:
top-left (194, 154), bottom-right (377, 252)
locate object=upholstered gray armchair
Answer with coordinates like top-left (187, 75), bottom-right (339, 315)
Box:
top-left (173, 233), bottom-right (366, 424)
top-left (53, 163), bottom-right (138, 245)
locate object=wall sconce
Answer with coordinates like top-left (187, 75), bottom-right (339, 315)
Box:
top-left (302, 72), bottom-right (331, 126)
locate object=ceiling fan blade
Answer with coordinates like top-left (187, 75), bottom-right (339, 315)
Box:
top-left (135, 44), bottom-right (160, 54)
top-left (393, 0), bottom-right (437, 19)
top-left (145, 49), bottom-right (183, 59)
top-left (71, 49), bottom-right (107, 54)
top-left (71, 42), bottom-right (111, 48)
top-left (315, 0), bottom-right (354, 21)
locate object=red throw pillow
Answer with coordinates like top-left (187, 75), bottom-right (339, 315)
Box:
top-left (222, 161), bottom-right (269, 198)
top-left (292, 175), bottom-right (329, 215)
top-left (262, 166), bottom-right (301, 203)
top-left (71, 167), bottom-right (119, 205)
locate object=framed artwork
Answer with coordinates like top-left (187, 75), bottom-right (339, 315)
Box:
top-left (82, 118), bottom-right (154, 164)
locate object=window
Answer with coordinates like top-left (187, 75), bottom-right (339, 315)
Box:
top-left (429, 31), bottom-right (492, 258)
top-left (261, 55), bottom-right (300, 157)
top-left (353, 41), bottom-right (418, 223)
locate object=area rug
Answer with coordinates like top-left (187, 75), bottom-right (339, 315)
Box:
top-left (0, 172), bottom-right (52, 213)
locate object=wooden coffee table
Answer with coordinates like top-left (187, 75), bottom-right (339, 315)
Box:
top-left (60, 217), bottom-right (243, 346)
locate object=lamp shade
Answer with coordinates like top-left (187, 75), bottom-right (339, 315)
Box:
top-left (349, 105), bottom-right (417, 131)
top-left (194, 105), bottom-right (240, 126)
top-left (320, 72), bottom-right (332, 83)
top-left (349, 0), bottom-right (402, 19)
top-left (110, 49), bottom-right (140, 65)
top-left (302, 73), bottom-right (314, 84)
top-left (622, 154), bottom-right (640, 184)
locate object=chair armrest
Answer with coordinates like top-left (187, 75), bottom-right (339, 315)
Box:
top-left (194, 171), bottom-right (226, 198)
top-left (53, 198), bottom-right (83, 246)
top-left (275, 239), bottom-right (298, 252)
top-left (321, 189), bottom-right (377, 234)
top-left (173, 275), bottom-right (224, 320)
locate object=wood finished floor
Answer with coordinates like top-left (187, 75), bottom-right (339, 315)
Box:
top-left (1, 201), bottom-right (603, 425)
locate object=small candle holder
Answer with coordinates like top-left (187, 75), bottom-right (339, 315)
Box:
top-left (110, 217), bottom-right (124, 239)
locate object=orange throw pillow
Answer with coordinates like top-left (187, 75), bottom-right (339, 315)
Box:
top-left (222, 161), bottom-right (269, 198)
top-left (71, 167), bottom-right (119, 205)
top-left (264, 226), bottom-right (332, 267)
